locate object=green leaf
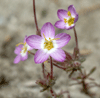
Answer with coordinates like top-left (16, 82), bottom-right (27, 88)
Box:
top-left (87, 67), bottom-right (96, 77)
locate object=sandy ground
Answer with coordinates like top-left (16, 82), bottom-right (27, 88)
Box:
top-left (0, 0), bottom-right (100, 98)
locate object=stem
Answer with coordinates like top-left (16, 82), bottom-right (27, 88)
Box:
top-left (73, 27), bottom-right (78, 49)
top-left (82, 80), bottom-right (88, 93)
top-left (53, 63), bottom-right (66, 70)
top-left (29, 51), bottom-right (35, 55)
top-left (50, 88), bottom-right (56, 97)
top-left (33, 0), bottom-right (40, 35)
top-left (64, 50), bottom-right (72, 61)
top-left (79, 69), bottom-right (88, 92)
top-left (50, 56), bottom-right (53, 79)
top-left (69, 70), bottom-right (74, 78)
top-left (42, 63), bottom-right (46, 78)
top-left (79, 69), bottom-right (94, 98)
top-left (60, 91), bottom-right (71, 98)
top-left (79, 68), bottom-right (83, 76)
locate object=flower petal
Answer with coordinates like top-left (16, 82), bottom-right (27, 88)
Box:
top-left (41, 22), bottom-right (55, 39)
top-left (24, 35), bottom-right (27, 43)
top-left (57, 9), bottom-right (68, 20)
top-left (65, 24), bottom-right (75, 30)
top-left (55, 33), bottom-right (71, 48)
top-left (21, 52), bottom-right (28, 61)
top-left (50, 49), bottom-right (66, 62)
top-left (68, 5), bottom-right (77, 17)
top-left (26, 35), bottom-right (43, 49)
top-left (54, 20), bottom-right (65, 29)
top-left (14, 45), bottom-right (23, 55)
top-left (14, 55), bottom-right (21, 64)
top-left (74, 14), bottom-right (79, 23)
top-left (34, 49), bottom-right (49, 64)
top-left (27, 44), bottom-right (33, 50)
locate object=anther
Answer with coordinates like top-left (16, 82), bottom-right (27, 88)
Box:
top-left (16, 42), bottom-right (24, 46)
top-left (67, 11), bottom-right (71, 16)
top-left (24, 46), bottom-right (27, 53)
top-left (64, 18), bottom-right (67, 23)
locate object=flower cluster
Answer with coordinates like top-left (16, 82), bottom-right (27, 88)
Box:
top-left (14, 5), bottom-right (78, 64)
top-left (14, 22), bottom-right (71, 64)
top-left (13, 3), bottom-right (100, 98)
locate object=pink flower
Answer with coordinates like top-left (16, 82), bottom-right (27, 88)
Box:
top-left (26, 22), bottom-right (71, 64)
top-left (14, 36), bottom-right (33, 64)
top-left (55, 5), bottom-right (79, 30)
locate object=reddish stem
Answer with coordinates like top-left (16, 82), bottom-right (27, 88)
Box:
top-left (33, 0), bottom-right (40, 35)
top-left (73, 27), bottom-right (78, 49)
top-left (50, 56), bottom-right (53, 79)
top-left (53, 63), bottom-right (66, 70)
top-left (79, 70), bottom-right (91, 97)
top-left (42, 63), bottom-right (46, 78)
top-left (64, 51), bottom-right (72, 60)
top-left (29, 51), bottom-right (35, 55)
top-left (50, 88), bottom-right (56, 97)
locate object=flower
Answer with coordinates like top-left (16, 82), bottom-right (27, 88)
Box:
top-left (14, 36), bottom-right (33, 64)
top-left (54, 5), bottom-right (78, 30)
top-left (26, 22), bottom-right (71, 64)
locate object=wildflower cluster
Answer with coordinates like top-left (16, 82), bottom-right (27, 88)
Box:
top-left (14, 1), bottom-right (100, 98)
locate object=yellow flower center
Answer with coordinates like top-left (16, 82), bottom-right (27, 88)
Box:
top-left (43, 33), bottom-right (59, 51)
top-left (16, 42), bottom-right (27, 53)
top-left (64, 11), bottom-right (75, 26)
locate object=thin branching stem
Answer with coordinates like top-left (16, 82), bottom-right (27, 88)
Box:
top-left (33, 0), bottom-right (40, 34)
top-left (42, 63), bottom-right (46, 78)
top-left (53, 63), bottom-right (66, 70)
top-left (73, 27), bottom-right (78, 49)
top-left (50, 56), bottom-right (53, 79)
top-left (50, 88), bottom-right (56, 97)
top-left (29, 51), bottom-right (35, 55)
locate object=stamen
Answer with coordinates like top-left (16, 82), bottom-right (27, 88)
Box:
top-left (64, 11), bottom-right (75, 26)
top-left (44, 60), bottom-right (48, 63)
top-left (16, 42), bottom-right (24, 46)
top-left (24, 46), bottom-right (27, 53)
top-left (43, 33), bottom-right (60, 51)
top-left (52, 38), bottom-right (60, 40)
top-left (43, 33), bottom-right (45, 38)
top-left (44, 41), bottom-right (54, 50)
top-left (43, 33), bottom-right (48, 42)
top-left (67, 11), bottom-right (71, 16)
top-left (68, 17), bottom-right (75, 26)
top-left (28, 51), bottom-right (30, 53)
top-left (49, 38), bottom-right (51, 41)
top-left (64, 18), bottom-right (67, 23)
top-left (16, 42), bottom-right (28, 53)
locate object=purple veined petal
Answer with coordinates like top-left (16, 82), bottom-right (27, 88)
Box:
top-left (21, 52), bottom-right (28, 61)
top-left (26, 35), bottom-right (43, 49)
top-left (50, 48), bottom-right (66, 62)
top-left (74, 14), bottom-right (79, 23)
top-left (27, 44), bottom-right (34, 50)
top-left (26, 42), bottom-right (34, 51)
top-left (41, 22), bottom-right (55, 39)
top-left (54, 20), bottom-right (65, 29)
top-left (65, 24), bottom-right (75, 30)
top-left (14, 45), bottom-right (23, 55)
top-left (34, 49), bottom-right (49, 64)
top-left (57, 9), bottom-right (68, 20)
top-left (24, 35), bottom-right (27, 43)
top-left (68, 5), bottom-right (78, 17)
top-left (14, 55), bottom-right (21, 64)
top-left (55, 33), bottom-right (71, 48)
